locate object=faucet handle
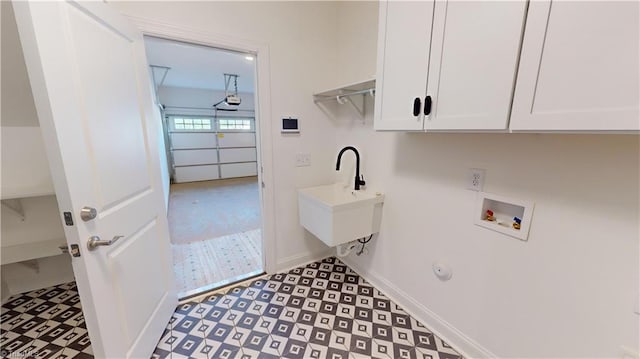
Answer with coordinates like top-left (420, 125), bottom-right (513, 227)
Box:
top-left (358, 174), bottom-right (366, 186)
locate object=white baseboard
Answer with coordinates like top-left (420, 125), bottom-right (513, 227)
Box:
top-left (276, 248), bottom-right (335, 273)
top-left (342, 257), bottom-right (497, 359)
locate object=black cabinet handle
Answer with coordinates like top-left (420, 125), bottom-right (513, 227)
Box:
top-left (413, 97), bottom-right (421, 117)
top-left (424, 96), bottom-right (432, 116)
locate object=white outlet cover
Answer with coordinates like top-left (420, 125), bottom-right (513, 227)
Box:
top-left (467, 168), bottom-right (485, 191)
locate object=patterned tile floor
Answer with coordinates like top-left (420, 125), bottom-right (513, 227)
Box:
top-left (0, 282), bottom-right (92, 358)
top-left (153, 257), bottom-right (463, 359)
top-left (1, 257), bottom-right (463, 359)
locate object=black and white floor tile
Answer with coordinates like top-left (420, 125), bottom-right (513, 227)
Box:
top-left (153, 257), bottom-right (463, 359)
top-left (1, 257), bottom-right (464, 359)
top-left (1, 282), bottom-right (92, 359)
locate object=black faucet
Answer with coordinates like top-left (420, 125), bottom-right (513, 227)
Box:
top-left (336, 146), bottom-right (366, 190)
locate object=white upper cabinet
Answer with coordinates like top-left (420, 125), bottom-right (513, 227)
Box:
top-left (510, 1), bottom-right (639, 132)
top-left (374, 1), bottom-right (435, 131)
top-left (374, 1), bottom-right (527, 131)
top-left (425, 1), bottom-right (526, 131)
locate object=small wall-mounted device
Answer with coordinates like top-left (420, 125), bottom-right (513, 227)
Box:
top-left (281, 118), bottom-right (299, 133)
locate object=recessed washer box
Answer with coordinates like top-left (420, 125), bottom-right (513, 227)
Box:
top-left (474, 192), bottom-right (534, 241)
top-left (298, 184), bottom-right (384, 247)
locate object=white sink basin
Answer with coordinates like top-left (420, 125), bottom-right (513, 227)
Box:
top-left (298, 183), bottom-right (384, 247)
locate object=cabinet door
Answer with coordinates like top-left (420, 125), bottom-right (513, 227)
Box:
top-left (425, 1), bottom-right (527, 131)
top-left (374, 0), bottom-right (435, 131)
top-left (510, 1), bottom-right (639, 132)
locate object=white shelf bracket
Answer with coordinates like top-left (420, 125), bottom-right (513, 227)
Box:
top-left (2, 199), bottom-right (25, 221)
top-left (340, 95), bottom-right (365, 120)
top-left (312, 78), bottom-right (375, 123)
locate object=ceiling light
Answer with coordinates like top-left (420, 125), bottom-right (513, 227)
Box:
top-left (245, 56), bottom-right (254, 61)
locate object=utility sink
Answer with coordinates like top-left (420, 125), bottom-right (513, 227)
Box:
top-left (298, 183), bottom-right (384, 247)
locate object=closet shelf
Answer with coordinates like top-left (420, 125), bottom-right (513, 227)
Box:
top-left (313, 78), bottom-right (376, 119)
top-left (1, 188), bottom-right (55, 201)
top-left (313, 78), bottom-right (376, 102)
top-left (1, 238), bottom-right (66, 265)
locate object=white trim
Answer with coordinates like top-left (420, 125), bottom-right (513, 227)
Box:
top-left (125, 16), bottom-right (278, 275)
top-left (276, 248), bottom-right (336, 273)
top-left (179, 272), bottom-right (271, 304)
top-left (177, 268), bottom-right (265, 300)
top-left (342, 257), bottom-right (497, 359)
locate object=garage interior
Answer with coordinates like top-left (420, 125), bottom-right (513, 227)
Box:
top-left (145, 36), bottom-right (263, 297)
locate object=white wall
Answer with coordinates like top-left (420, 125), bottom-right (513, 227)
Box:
top-left (110, 1), bottom-right (341, 269)
top-left (333, 2), bottom-right (639, 358)
top-left (152, 104), bottom-right (170, 210)
top-left (1, 1), bottom-right (38, 127)
top-left (145, 67), bottom-right (171, 209)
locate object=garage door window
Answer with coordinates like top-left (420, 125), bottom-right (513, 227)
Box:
top-left (218, 118), bottom-right (252, 131)
top-left (172, 117), bottom-right (212, 131)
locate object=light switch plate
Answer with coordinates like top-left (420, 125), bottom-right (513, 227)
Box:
top-left (295, 153), bottom-right (311, 167)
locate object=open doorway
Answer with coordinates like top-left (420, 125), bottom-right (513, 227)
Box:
top-left (144, 36), bottom-right (264, 298)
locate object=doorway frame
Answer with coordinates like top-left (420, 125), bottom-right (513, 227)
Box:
top-left (129, 16), bottom-right (277, 276)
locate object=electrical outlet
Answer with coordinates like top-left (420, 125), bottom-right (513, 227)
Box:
top-left (295, 153), bottom-right (311, 167)
top-left (467, 168), bottom-right (485, 191)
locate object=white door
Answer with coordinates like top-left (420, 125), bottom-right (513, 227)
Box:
top-left (13, 2), bottom-right (177, 358)
top-left (425, 0), bottom-right (526, 131)
top-left (510, 1), bottom-right (639, 132)
top-left (374, 0), bottom-right (434, 131)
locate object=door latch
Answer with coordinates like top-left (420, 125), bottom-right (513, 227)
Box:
top-left (63, 211), bottom-right (74, 226)
top-left (59, 244), bottom-right (81, 257)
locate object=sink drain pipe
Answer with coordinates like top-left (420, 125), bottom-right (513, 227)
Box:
top-left (336, 234), bottom-right (374, 257)
top-left (336, 241), bottom-right (358, 257)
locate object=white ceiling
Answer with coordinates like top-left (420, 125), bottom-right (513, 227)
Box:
top-left (144, 36), bottom-right (255, 93)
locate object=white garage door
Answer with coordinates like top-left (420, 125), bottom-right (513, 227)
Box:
top-left (169, 116), bottom-right (258, 183)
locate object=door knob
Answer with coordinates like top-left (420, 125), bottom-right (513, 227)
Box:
top-left (80, 207), bottom-right (97, 221)
top-left (87, 235), bottom-right (123, 250)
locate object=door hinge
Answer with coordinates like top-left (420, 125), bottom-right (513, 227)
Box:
top-left (261, 181), bottom-right (265, 188)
